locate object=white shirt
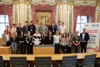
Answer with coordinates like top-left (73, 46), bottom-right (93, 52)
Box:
top-left (54, 35), bottom-right (60, 43)
top-left (82, 33), bottom-right (85, 41)
top-left (6, 34), bottom-right (9, 41)
top-left (11, 28), bottom-right (16, 34)
top-left (60, 26), bottom-right (66, 33)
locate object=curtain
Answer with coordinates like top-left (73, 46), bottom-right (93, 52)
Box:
top-left (0, 4), bottom-right (13, 29)
top-left (73, 5), bottom-right (96, 33)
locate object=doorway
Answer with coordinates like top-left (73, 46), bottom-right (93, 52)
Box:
top-left (36, 11), bottom-right (52, 26)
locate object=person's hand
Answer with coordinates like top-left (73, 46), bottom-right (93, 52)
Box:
top-left (42, 44), bottom-right (44, 45)
top-left (30, 43), bottom-right (32, 45)
top-left (4, 44), bottom-right (6, 46)
top-left (84, 41), bottom-right (86, 43)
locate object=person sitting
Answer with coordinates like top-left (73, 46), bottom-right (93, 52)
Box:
top-left (47, 31), bottom-right (53, 45)
top-left (41, 31), bottom-right (47, 45)
top-left (33, 29), bottom-right (41, 46)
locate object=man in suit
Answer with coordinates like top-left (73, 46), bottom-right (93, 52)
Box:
top-left (80, 28), bottom-right (90, 53)
top-left (39, 22), bottom-right (48, 34)
top-left (28, 21), bottom-right (36, 35)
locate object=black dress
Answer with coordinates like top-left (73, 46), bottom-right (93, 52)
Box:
top-left (41, 36), bottom-right (47, 45)
top-left (18, 35), bottom-right (25, 54)
top-left (49, 26), bottom-right (57, 35)
top-left (47, 35), bottom-right (54, 45)
top-left (16, 27), bottom-right (23, 36)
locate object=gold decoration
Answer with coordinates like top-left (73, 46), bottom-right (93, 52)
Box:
top-left (74, 0), bottom-right (96, 6)
top-left (0, 1), bottom-right (13, 5)
top-left (31, 0), bottom-right (56, 5)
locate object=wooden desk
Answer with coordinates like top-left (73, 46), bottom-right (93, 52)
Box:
top-left (0, 52), bottom-right (100, 61)
top-left (33, 45), bottom-right (54, 54)
top-left (0, 46), bottom-right (11, 54)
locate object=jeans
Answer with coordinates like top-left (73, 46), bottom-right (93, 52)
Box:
top-left (55, 43), bottom-right (60, 54)
top-left (12, 42), bottom-right (17, 54)
top-left (73, 45), bottom-right (79, 53)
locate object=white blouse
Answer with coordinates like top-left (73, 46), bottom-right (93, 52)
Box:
top-left (54, 35), bottom-right (60, 44)
top-left (6, 34), bottom-right (9, 41)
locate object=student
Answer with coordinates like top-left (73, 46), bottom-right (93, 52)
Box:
top-left (35, 21), bottom-right (40, 31)
top-left (61, 33), bottom-right (68, 53)
top-left (18, 31), bottom-right (25, 54)
top-left (41, 31), bottom-right (47, 45)
top-left (23, 21), bottom-right (29, 36)
top-left (33, 30), bottom-right (41, 45)
top-left (28, 21), bottom-right (36, 35)
top-left (67, 32), bottom-right (72, 53)
top-left (16, 23), bottom-right (23, 37)
top-left (57, 21), bottom-right (61, 34)
top-left (2, 29), bottom-right (10, 46)
top-left (39, 22), bottom-right (48, 34)
top-left (47, 31), bottom-right (53, 45)
top-left (11, 24), bottom-right (17, 35)
top-left (49, 22), bottom-right (57, 35)
top-left (59, 22), bottom-right (66, 35)
top-left (6, 25), bottom-right (11, 36)
top-left (54, 31), bottom-right (61, 54)
top-left (73, 31), bottom-right (81, 53)
top-left (10, 32), bottom-right (18, 54)
top-left (26, 31), bottom-right (33, 54)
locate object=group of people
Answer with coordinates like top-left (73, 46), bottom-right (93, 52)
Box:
top-left (2, 21), bottom-right (90, 54)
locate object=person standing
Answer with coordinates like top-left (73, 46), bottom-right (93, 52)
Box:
top-left (6, 25), bottom-right (11, 36)
top-left (61, 33), bottom-right (68, 53)
top-left (10, 32), bottom-right (18, 54)
top-left (2, 29), bottom-right (10, 46)
top-left (46, 21), bottom-right (50, 30)
top-left (18, 31), bottom-right (25, 54)
top-left (39, 22), bottom-right (48, 34)
top-left (23, 21), bottom-right (29, 36)
top-left (11, 24), bottom-right (17, 35)
top-left (73, 31), bottom-right (81, 53)
top-left (54, 31), bottom-right (61, 54)
top-left (35, 21), bottom-right (40, 32)
top-left (16, 23), bottom-right (23, 37)
top-left (26, 31), bottom-right (33, 54)
top-left (59, 22), bottom-right (66, 35)
top-left (57, 21), bottom-right (61, 34)
top-left (67, 32), bottom-right (72, 53)
top-left (80, 28), bottom-right (90, 53)
top-left (28, 21), bottom-right (36, 36)
top-left (49, 22), bottom-right (57, 35)
top-left (47, 31), bottom-right (53, 45)
top-left (41, 31), bottom-right (47, 45)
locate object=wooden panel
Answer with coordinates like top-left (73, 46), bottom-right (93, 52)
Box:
top-left (0, 38), bottom-right (3, 46)
top-left (0, 46), bottom-right (11, 54)
top-left (33, 46), bottom-right (54, 54)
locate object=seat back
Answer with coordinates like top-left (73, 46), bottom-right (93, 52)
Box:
top-left (35, 57), bottom-right (52, 67)
top-left (83, 54), bottom-right (97, 67)
top-left (0, 56), bottom-right (4, 67)
top-left (62, 55), bottom-right (77, 67)
top-left (10, 57), bottom-right (27, 67)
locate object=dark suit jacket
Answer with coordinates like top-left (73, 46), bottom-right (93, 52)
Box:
top-left (28, 24), bottom-right (36, 35)
top-left (16, 27), bottom-right (23, 36)
top-left (41, 36), bottom-right (47, 45)
top-left (47, 35), bottom-right (54, 44)
top-left (49, 26), bottom-right (57, 35)
top-left (80, 32), bottom-right (90, 44)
